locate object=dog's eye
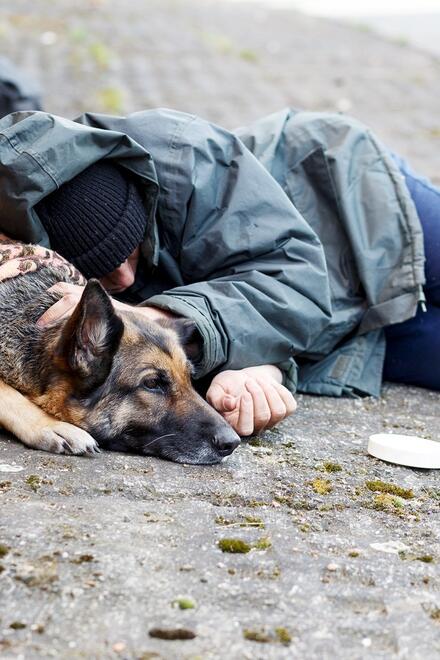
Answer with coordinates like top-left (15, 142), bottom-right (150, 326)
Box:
top-left (142, 376), bottom-right (167, 394)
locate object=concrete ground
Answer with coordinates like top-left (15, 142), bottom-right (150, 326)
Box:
top-left (0, 1), bottom-right (440, 658)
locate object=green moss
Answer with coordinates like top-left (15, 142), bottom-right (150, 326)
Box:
top-left (201, 32), bottom-right (234, 55)
top-left (218, 532), bottom-right (269, 553)
top-left (247, 499), bottom-right (267, 508)
top-left (215, 515), bottom-right (264, 528)
top-left (243, 515), bottom-right (264, 528)
top-left (322, 462), bottom-right (342, 473)
top-left (248, 437), bottom-right (264, 447)
top-left (243, 628), bottom-right (271, 643)
top-left (97, 87), bottom-right (124, 114)
top-left (310, 478), bottom-right (332, 495)
top-left (89, 42), bottom-right (112, 68)
top-left (218, 538), bottom-right (251, 554)
top-left (290, 500), bottom-right (317, 511)
top-left (26, 475), bottom-right (41, 492)
top-left (275, 627), bottom-right (292, 645)
top-left (366, 480), bottom-right (414, 499)
top-left (0, 544), bottom-right (9, 558)
top-left (173, 597), bottom-right (196, 610)
top-left (430, 608), bottom-right (440, 621)
top-left (254, 536), bottom-right (272, 551)
top-left (416, 555), bottom-right (434, 563)
top-left (243, 627), bottom-right (291, 644)
top-left (299, 523), bottom-right (310, 533)
top-left (373, 493), bottom-right (404, 513)
top-left (273, 494), bottom-right (294, 507)
top-left (348, 550), bottom-right (360, 558)
top-left (282, 440), bottom-right (295, 448)
top-left (239, 49), bottom-right (258, 63)
top-left (319, 503), bottom-right (346, 512)
top-left (210, 494), bottom-right (268, 508)
top-left (10, 621), bottom-right (26, 630)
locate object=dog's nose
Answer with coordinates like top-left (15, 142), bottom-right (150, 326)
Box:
top-left (212, 429), bottom-right (240, 456)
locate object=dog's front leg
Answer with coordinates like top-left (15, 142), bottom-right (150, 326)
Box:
top-left (0, 380), bottom-right (99, 455)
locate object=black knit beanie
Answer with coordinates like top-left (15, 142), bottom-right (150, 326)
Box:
top-left (35, 160), bottom-right (148, 279)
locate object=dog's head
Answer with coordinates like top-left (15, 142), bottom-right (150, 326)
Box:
top-left (39, 280), bottom-right (240, 464)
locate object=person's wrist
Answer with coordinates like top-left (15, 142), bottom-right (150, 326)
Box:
top-left (241, 364), bottom-right (283, 384)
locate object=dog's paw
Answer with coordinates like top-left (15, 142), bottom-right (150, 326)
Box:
top-left (36, 422), bottom-right (100, 456)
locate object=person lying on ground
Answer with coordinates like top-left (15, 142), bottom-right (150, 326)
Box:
top-left (0, 108), bottom-right (436, 437)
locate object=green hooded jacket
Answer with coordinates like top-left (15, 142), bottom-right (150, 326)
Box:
top-left (0, 107), bottom-right (425, 397)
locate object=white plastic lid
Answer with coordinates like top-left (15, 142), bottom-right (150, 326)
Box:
top-left (368, 433), bottom-right (440, 469)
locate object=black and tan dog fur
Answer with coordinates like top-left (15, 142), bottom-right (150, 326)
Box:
top-left (0, 267), bottom-right (240, 464)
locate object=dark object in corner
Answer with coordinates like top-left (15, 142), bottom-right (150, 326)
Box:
top-left (0, 57), bottom-right (42, 119)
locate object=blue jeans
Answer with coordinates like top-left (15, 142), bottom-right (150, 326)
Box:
top-left (384, 153), bottom-right (440, 390)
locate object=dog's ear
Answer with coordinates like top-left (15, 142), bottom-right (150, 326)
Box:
top-left (59, 279), bottom-right (124, 389)
top-left (157, 317), bottom-right (201, 362)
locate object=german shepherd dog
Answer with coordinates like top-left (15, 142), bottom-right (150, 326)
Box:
top-left (0, 265), bottom-right (240, 464)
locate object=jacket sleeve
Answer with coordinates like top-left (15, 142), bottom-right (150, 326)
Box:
top-left (138, 112), bottom-right (332, 391)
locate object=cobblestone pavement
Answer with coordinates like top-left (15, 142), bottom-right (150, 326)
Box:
top-left (0, 1), bottom-right (440, 658)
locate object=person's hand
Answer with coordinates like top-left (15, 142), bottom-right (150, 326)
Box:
top-left (36, 282), bottom-right (175, 327)
top-left (206, 365), bottom-right (297, 436)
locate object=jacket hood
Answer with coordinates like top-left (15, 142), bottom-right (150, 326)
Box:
top-left (0, 110), bottom-right (160, 267)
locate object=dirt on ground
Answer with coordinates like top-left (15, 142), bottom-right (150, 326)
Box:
top-left (0, 1), bottom-right (439, 658)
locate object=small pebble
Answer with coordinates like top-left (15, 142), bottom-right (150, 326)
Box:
top-left (112, 642), bottom-right (126, 653)
top-left (40, 31), bottom-right (58, 46)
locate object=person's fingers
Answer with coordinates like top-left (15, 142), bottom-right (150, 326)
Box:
top-left (47, 282), bottom-right (83, 295)
top-left (236, 390), bottom-right (255, 436)
top-left (206, 382), bottom-right (223, 409)
top-left (222, 395), bottom-right (237, 412)
top-left (272, 381), bottom-right (297, 416)
top-left (36, 294), bottom-right (79, 327)
top-left (245, 378), bottom-right (271, 432)
top-left (255, 379), bottom-right (287, 428)
top-left (206, 383), bottom-right (237, 413)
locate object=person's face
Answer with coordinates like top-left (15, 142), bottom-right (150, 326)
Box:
top-left (99, 246), bottom-right (140, 293)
